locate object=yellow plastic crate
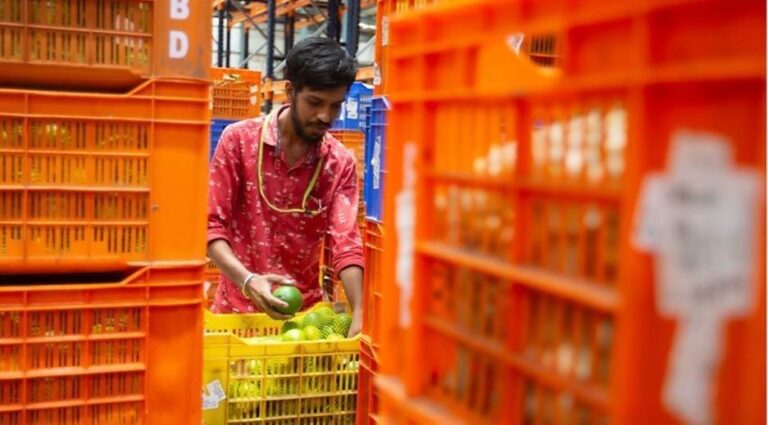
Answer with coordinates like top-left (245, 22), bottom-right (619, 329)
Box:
top-left (204, 303), bottom-right (334, 338)
top-left (203, 305), bottom-right (360, 425)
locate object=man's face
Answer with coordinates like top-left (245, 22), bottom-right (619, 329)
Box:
top-left (288, 84), bottom-right (348, 143)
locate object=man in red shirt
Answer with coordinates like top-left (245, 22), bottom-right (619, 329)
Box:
top-left (207, 37), bottom-right (364, 337)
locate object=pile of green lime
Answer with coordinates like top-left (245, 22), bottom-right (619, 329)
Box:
top-left (228, 305), bottom-right (358, 404)
top-left (279, 305), bottom-right (353, 342)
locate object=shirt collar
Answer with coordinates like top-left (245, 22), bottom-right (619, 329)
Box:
top-left (262, 105), bottom-right (332, 160)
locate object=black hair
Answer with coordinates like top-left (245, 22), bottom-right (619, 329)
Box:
top-left (285, 36), bottom-right (357, 91)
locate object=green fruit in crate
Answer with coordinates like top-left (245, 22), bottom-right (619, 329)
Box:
top-left (301, 377), bottom-right (318, 394)
top-left (313, 305), bottom-right (336, 319)
top-left (320, 325), bottom-right (336, 339)
top-left (282, 328), bottom-right (306, 342)
top-left (346, 360), bottom-right (360, 372)
top-left (228, 381), bottom-right (239, 399)
top-left (325, 333), bottom-right (344, 341)
top-left (247, 359), bottom-right (261, 376)
top-left (236, 381), bottom-right (256, 399)
top-left (332, 313), bottom-right (353, 336)
top-left (273, 285), bottom-right (303, 315)
top-left (305, 356), bottom-right (331, 373)
top-left (303, 325), bottom-right (322, 341)
top-left (336, 355), bottom-right (352, 371)
top-left (281, 320), bottom-right (300, 334)
top-left (266, 358), bottom-right (291, 374)
top-left (232, 381), bottom-right (258, 416)
top-left (302, 311), bottom-right (331, 330)
top-left (265, 378), bottom-right (286, 397)
top-left (303, 357), bottom-right (317, 373)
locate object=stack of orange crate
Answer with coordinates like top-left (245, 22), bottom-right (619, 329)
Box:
top-left (205, 68), bottom-right (263, 305)
top-left (210, 68), bottom-right (262, 121)
top-left (355, 219), bottom-right (384, 425)
top-left (374, 0), bottom-right (442, 95)
top-left (378, 0), bottom-right (765, 424)
top-left (322, 129), bottom-right (368, 306)
top-left (355, 95), bottom-right (390, 424)
top-left (370, 0), bottom-right (444, 422)
top-left (0, 0), bottom-right (211, 422)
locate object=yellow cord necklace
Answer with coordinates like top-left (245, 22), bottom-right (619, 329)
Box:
top-left (257, 111), bottom-right (325, 216)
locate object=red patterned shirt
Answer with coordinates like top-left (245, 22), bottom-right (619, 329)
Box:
top-left (207, 106), bottom-right (364, 313)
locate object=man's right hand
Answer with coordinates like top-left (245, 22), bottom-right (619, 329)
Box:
top-left (242, 274), bottom-right (297, 320)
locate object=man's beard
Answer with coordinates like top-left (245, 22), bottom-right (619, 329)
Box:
top-left (291, 101), bottom-right (326, 144)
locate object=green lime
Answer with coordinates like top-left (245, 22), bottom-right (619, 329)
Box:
top-left (325, 333), bottom-right (344, 341)
top-left (304, 325), bottom-right (322, 340)
top-left (273, 285), bottom-right (303, 315)
top-left (282, 328), bottom-right (306, 342)
top-left (281, 320), bottom-right (300, 334)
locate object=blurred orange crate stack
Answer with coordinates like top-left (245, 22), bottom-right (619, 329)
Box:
top-left (374, 0), bottom-right (441, 96)
top-left (0, 78), bottom-right (210, 274)
top-left (0, 265), bottom-right (204, 424)
top-left (362, 220), bottom-right (383, 352)
top-left (211, 68), bottom-right (262, 120)
top-left (356, 337), bottom-right (381, 425)
top-left (378, 0), bottom-right (765, 424)
top-left (0, 0), bottom-right (210, 90)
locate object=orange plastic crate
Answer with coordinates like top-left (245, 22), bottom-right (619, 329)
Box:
top-left (375, 374), bottom-right (463, 425)
top-left (356, 337), bottom-right (381, 425)
top-left (320, 264), bottom-right (349, 306)
top-left (374, 0), bottom-right (441, 96)
top-left (380, 0), bottom-right (765, 424)
top-left (362, 220), bottom-right (383, 350)
top-left (0, 78), bottom-right (210, 273)
top-left (0, 0), bottom-right (210, 90)
top-left (0, 265), bottom-right (204, 424)
top-left (330, 129), bottom-right (366, 182)
top-left (319, 204), bottom-right (367, 306)
top-left (211, 68), bottom-right (262, 120)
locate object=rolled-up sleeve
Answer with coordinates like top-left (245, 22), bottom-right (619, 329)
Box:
top-left (328, 158), bottom-right (365, 274)
top-left (207, 126), bottom-right (241, 245)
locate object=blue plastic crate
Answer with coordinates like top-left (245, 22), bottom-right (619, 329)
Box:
top-left (333, 82), bottom-right (373, 131)
top-left (210, 119), bottom-right (238, 161)
top-left (363, 97), bottom-right (389, 222)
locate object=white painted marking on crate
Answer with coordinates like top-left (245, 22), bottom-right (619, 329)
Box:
top-left (634, 130), bottom-right (761, 425)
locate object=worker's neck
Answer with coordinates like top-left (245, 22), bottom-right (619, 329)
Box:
top-left (277, 107), bottom-right (310, 150)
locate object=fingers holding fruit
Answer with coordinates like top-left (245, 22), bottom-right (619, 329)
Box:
top-left (242, 274), bottom-right (299, 320)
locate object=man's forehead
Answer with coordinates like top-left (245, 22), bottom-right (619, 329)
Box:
top-left (301, 87), bottom-right (348, 102)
